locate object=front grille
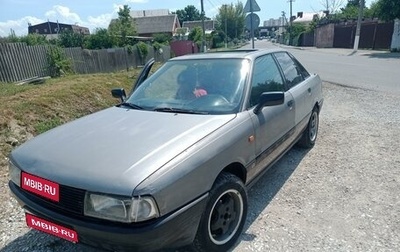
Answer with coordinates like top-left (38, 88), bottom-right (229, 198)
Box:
top-left (20, 183), bottom-right (86, 216)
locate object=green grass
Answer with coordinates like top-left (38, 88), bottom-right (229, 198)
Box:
top-left (0, 68), bottom-right (152, 167)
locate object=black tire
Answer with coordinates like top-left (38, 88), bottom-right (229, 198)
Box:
top-left (298, 108), bottom-right (319, 148)
top-left (192, 173), bottom-right (247, 252)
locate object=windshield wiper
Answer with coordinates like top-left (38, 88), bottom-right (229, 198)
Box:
top-left (154, 107), bottom-right (208, 114)
top-left (119, 102), bottom-right (144, 110)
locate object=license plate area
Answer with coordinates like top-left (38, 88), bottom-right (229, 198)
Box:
top-left (21, 172), bottom-right (60, 202)
top-left (26, 213), bottom-right (78, 243)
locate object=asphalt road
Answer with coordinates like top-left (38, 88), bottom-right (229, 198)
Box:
top-left (243, 40), bottom-right (400, 94)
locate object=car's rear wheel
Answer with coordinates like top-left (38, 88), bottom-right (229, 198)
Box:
top-left (298, 107), bottom-right (319, 148)
top-left (192, 173), bottom-right (247, 252)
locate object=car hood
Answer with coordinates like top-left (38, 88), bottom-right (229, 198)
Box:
top-left (11, 107), bottom-right (236, 195)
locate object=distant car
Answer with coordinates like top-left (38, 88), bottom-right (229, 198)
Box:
top-left (9, 49), bottom-right (323, 252)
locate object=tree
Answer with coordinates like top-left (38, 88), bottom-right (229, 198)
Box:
top-left (336, 0), bottom-right (379, 20)
top-left (108, 5), bottom-right (136, 47)
top-left (85, 28), bottom-right (114, 49)
top-left (215, 2), bottom-right (245, 43)
top-left (58, 29), bottom-right (85, 48)
top-left (188, 26), bottom-right (203, 47)
top-left (374, 0), bottom-right (400, 21)
top-left (320, 0), bottom-right (345, 14)
top-left (174, 5), bottom-right (202, 26)
top-left (152, 33), bottom-right (171, 44)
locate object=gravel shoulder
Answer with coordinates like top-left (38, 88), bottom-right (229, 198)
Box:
top-left (1, 82), bottom-right (399, 251)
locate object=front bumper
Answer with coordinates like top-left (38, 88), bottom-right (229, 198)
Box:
top-left (9, 181), bottom-right (208, 252)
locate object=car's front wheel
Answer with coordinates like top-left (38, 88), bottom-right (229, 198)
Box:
top-left (192, 173), bottom-right (247, 252)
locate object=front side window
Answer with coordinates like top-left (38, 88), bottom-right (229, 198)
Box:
top-left (250, 54), bottom-right (284, 107)
top-left (274, 52), bottom-right (304, 89)
top-left (128, 59), bottom-right (249, 114)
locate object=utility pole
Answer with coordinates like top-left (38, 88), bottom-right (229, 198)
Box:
top-left (200, 0), bottom-right (206, 52)
top-left (250, 0), bottom-right (254, 49)
top-left (224, 5), bottom-right (228, 48)
top-left (353, 0), bottom-right (365, 52)
top-left (288, 0), bottom-right (295, 45)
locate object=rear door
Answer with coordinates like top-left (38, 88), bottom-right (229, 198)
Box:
top-left (273, 52), bottom-right (312, 130)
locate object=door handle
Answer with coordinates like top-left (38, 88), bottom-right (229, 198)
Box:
top-left (287, 100), bottom-right (294, 108)
top-left (308, 87), bottom-right (312, 94)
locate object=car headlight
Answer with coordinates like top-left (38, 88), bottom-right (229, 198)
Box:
top-left (8, 159), bottom-right (21, 187)
top-left (84, 193), bottom-right (159, 223)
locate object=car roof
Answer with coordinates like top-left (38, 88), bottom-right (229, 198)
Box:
top-left (169, 48), bottom-right (287, 61)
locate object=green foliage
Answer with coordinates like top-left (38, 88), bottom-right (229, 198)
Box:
top-left (211, 30), bottom-right (225, 49)
top-left (136, 42), bottom-right (148, 62)
top-left (19, 33), bottom-right (48, 45)
top-left (188, 27), bottom-right (203, 42)
top-left (374, 0), bottom-right (400, 21)
top-left (7, 29), bottom-right (19, 43)
top-left (188, 26), bottom-right (203, 49)
top-left (108, 5), bottom-right (137, 47)
top-left (338, 5), bottom-right (360, 19)
top-left (215, 2), bottom-right (245, 43)
top-left (152, 41), bottom-right (163, 51)
top-left (59, 29), bottom-right (85, 48)
top-left (174, 5), bottom-right (202, 26)
top-left (152, 33), bottom-right (171, 44)
top-left (85, 28), bottom-right (114, 49)
top-left (126, 44), bottom-right (134, 54)
top-left (287, 23), bottom-right (307, 46)
top-left (46, 46), bottom-right (73, 77)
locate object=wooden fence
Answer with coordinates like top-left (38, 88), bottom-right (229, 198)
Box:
top-left (0, 43), bottom-right (170, 83)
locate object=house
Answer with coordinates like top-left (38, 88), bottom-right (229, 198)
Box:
top-left (28, 21), bottom-right (90, 39)
top-left (293, 12), bottom-right (327, 26)
top-left (182, 20), bottom-right (215, 35)
top-left (133, 14), bottom-right (181, 37)
top-left (109, 9), bottom-right (180, 38)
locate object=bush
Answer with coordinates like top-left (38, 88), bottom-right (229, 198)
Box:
top-left (136, 42), bottom-right (149, 64)
top-left (46, 46), bottom-right (73, 77)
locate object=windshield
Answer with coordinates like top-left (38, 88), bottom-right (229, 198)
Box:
top-left (127, 58), bottom-right (250, 114)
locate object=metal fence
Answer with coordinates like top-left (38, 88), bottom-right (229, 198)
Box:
top-left (0, 43), bottom-right (170, 83)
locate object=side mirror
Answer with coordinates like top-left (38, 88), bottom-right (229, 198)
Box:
top-left (111, 88), bottom-right (126, 102)
top-left (254, 92), bottom-right (285, 114)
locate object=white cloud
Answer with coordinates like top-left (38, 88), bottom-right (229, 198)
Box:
top-left (113, 4), bottom-right (125, 13)
top-left (0, 3), bottom-right (135, 37)
top-left (0, 16), bottom-right (43, 37)
top-left (45, 5), bottom-right (82, 24)
top-left (88, 13), bottom-right (114, 30)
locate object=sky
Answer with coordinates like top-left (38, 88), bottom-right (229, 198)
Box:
top-left (0, 0), bottom-right (373, 37)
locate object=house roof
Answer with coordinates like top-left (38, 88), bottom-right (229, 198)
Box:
top-left (293, 12), bottom-right (326, 24)
top-left (134, 14), bottom-right (180, 34)
top-left (182, 20), bottom-right (215, 31)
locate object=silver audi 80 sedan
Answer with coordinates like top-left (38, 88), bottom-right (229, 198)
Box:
top-left (9, 49), bottom-right (323, 252)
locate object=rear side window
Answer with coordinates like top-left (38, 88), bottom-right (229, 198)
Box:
top-left (250, 54), bottom-right (284, 107)
top-left (274, 52), bottom-right (308, 89)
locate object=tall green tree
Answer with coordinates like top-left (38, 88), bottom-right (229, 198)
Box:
top-left (336, 0), bottom-right (376, 19)
top-left (174, 5), bottom-right (202, 26)
top-left (215, 2), bottom-right (245, 42)
top-left (108, 5), bottom-right (136, 47)
top-left (374, 0), bottom-right (400, 21)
